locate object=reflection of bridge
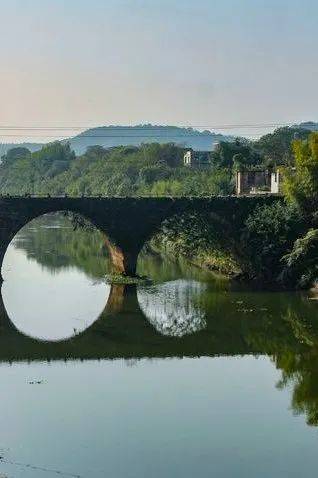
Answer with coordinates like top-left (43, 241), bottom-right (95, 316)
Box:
top-left (0, 283), bottom-right (308, 363)
top-left (1, 283), bottom-right (318, 427)
top-left (0, 195), bottom-right (279, 278)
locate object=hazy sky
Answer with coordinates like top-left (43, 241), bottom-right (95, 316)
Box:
top-left (1, 0), bottom-right (318, 139)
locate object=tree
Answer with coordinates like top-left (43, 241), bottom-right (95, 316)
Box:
top-left (281, 229), bottom-right (318, 288)
top-left (283, 132), bottom-right (318, 218)
top-left (232, 153), bottom-right (249, 171)
top-left (211, 140), bottom-right (261, 170)
top-left (254, 127), bottom-right (309, 166)
top-left (244, 201), bottom-right (302, 282)
top-left (32, 141), bottom-right (75, 163)
top-left (139, 165), bottom-right (171, 184)
top-left (85, 145), bottom-right (108, 158)
top-left (1, 147), bottom-right (31, 164)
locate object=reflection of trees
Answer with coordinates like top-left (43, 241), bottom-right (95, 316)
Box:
top-left (13, 213), bottom-right (111, 279)
top-left (137, 247), bottom-right (227, 285)
top-left (276, 351), bottom-right (318, 426)
top-left (8, 216), bottom-right (318, 427)
top-left (273, 301), bottom-right (318, 426)
top-left (138, 280), bottom-right (207, 337)
top-left (195, 288), bottom-right (318, 427)
top-left (13, 213), bottom-right (227, 284)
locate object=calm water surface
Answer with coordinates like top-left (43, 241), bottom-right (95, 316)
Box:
top-left (1, 213), bottom-right (318, 477)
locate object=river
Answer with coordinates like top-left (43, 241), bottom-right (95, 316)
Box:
top-left (0, 213), bottom-right (318, 477)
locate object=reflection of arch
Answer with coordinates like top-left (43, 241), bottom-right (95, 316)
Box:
top-left (0, 279), bottom-right (289, 362)
top-left (0, 283), bottom-right (165, 360)
top-left (0, 283), bottom-right (150, 343)
top-left (0, 281), bottom-right (311, 363)
top-left (137, 280), bottom-right (207, 337)
top-left (0, 285), bottom-right (21, 336)
top-left (0, 196), bottom-right (279, 280)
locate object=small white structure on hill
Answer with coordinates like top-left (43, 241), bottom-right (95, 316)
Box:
top-left (183, 149), bottom-right (210, 169)
top-left (270, 170), bottom-right (281, 194)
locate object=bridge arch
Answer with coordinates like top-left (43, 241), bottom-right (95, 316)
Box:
top-left (0, 195), bottom-right (280, 281)
top-left (0, 197), bottom-right (185, 280)
top-left (0, 208), bottom-right (117, 281)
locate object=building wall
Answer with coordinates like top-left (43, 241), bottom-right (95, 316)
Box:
top-left (184, 151), bottom-right (192, 166)
top-left (236, 170), bottom-right (274, 195)
top-left (183, 149), bottom-right (210, 169)
top-left (270, 170), bottom-right (280, 194)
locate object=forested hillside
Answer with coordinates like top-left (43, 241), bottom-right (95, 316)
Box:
top-left (0, 142), bottom-right (233, 196)
top-left (0, 126), bottom-right (312, 197)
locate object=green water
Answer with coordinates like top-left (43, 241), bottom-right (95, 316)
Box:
top-left (1, 213), bottom-right (318, 477)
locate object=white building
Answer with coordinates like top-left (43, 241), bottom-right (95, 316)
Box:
top-left (183, 149), bottom-right (210, 169)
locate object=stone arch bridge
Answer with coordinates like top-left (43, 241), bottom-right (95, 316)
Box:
top-left (0, 195), bottom-right (279, 280)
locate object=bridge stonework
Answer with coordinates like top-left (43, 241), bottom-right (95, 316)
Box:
top-left (0, 195), bottom-right (280, 279)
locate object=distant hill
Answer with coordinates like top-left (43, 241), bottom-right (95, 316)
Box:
top-left (65, 125), bottom-right (232, 154)
top-left (3, 122), bottom-right (318, 157)
top-left (0, 142), bottom-right (43, 155)
top-left (0, 125), bottom-right (233, 156)
top-left (297, 121), bottom-right (318, 132)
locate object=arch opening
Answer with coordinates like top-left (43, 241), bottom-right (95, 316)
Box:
top-left (2, 211), bottom-right (111, 341)
top-left (136, 209), bottom-right (241, 279)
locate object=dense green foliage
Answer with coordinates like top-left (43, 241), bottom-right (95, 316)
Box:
top-left (280, 133), bottom-right (318, 288)
top-left (281, 229), bottom-right (318, 288)
top-left (253, 127), bottom-right (309, 166)
top-left (151, 211), bottom-right (240, 276)
top-left (284, 133), bottom-right (318, 217)
top-left (244, 202), bottom-right (303, 282)
top-left (0, 126), bottom-right (311, 197)
top-left (211, 139), bottom-right (262, 170)
top-left (211, 126), bottom-right (311, 171)
top-left (0, 142), bottom-right (234, 196)
top-left (0, 142), bottom-right (75, 194)
top-left (242, 132), bottom-right (318, 288)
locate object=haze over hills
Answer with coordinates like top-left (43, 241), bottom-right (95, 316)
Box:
top-left (0, 141), bottom-right (41, 155)
top-left (66, 125), bottom-right (233, 155)
top-left (1, 123), bottom-right (318, 157)
top-left (0, 125), bottom-right (233, 156)
top-left (297, 122), bottom-right (318, 131)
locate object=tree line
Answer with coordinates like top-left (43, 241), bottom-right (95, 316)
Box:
top-left (0, 126), bottom-right (311, 197)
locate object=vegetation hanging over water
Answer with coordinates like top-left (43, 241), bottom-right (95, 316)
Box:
top-left (150, 212), bottom-right (241, 276)
top-left (242, 132), bottom-right (318, 288)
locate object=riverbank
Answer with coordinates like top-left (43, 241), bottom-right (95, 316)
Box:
top-left (149, 234), bottom-right (241, 278)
